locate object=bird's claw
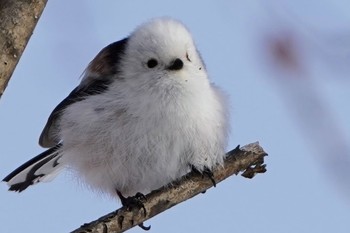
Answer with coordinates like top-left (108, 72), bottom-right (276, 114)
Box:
top-left (138, 222), bottom-right (151, 231)
top-left (116, 191), bottom-right (147, 217)
top-left (191, 165), bottom-right (217, 187)
top-left (202, 167), bottom-right (216, 187)
top-left (116, 190), bottom-right (150, 230)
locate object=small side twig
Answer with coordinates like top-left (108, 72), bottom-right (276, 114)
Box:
top-left (71, 142), bottom-right (268, 233)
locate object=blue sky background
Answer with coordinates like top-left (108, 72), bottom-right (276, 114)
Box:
top-left (1, 1), bottom-right (350, 232)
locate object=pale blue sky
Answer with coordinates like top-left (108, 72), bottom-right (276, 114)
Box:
top-left (1, 1), bottom-right (350, 233)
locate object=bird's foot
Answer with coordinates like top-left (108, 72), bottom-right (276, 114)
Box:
top-left (191, 165), bottom-right (216, 187)
top-left (117, 191), bottom-right (147, 216)
top-left (116, 191), bottom-right (150, 230)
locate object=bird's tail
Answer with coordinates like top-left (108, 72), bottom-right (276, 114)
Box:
top-left (3, 143), bottom-right (63, 192)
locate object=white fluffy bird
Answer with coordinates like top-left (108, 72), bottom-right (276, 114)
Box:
top-left (3, 18), bottom-right (229, 204)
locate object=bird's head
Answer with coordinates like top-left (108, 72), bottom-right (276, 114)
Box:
top-left (84, 18), bottom-right (207, 91)
top-left (121, 18), bottom-right (206, 84)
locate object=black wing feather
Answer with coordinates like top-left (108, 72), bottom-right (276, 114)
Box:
top-left (39, 79), bottom-right (113, 147)
top-left (39, 38), bottom-right (128, 148)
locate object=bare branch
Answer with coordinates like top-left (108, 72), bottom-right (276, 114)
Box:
top-left (71, 142), bottom-right (268, 233)
top-left (0, 0), bottom-right (47, 98)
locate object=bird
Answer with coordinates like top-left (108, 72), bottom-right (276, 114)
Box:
top-left (3, 17), bottom-right (229, 211)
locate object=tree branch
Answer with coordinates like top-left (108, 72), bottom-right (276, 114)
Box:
top-left (71, 142), bottom-right (268, 233)
top-left (0, 0), bottom-right (47, 98)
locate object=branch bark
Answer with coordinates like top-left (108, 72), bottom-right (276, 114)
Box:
top-left (0, 0), bottom-right (47, 98)
top-left (71, 142), bottom-right (268, 233)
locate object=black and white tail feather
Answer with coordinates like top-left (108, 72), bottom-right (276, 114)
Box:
top-left (3, 144), bottom-right (63, 192)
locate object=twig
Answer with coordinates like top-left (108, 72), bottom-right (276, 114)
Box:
top-left (71, 142), bottom-right (268, 233)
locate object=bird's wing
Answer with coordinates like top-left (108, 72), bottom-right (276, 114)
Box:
top-left (38, 79), bottom-right (113, 147)
top-left (39, 38), bottom-right (129, 148)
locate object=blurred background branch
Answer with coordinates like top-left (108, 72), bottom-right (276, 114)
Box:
top-left (0, 0), bottom-right (47, 98)
top-left (260, 8), bottom-right (350, 197)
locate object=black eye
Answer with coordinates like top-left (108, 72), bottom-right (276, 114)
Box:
top-left (147, 58), bottom-right (158, 68)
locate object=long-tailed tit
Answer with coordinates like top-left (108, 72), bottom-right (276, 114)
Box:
top-left (3, 18), bottom-right (229, 206)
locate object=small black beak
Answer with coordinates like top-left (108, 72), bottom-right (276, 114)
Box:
top-left (167, 58), bottom-right (183, 71)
